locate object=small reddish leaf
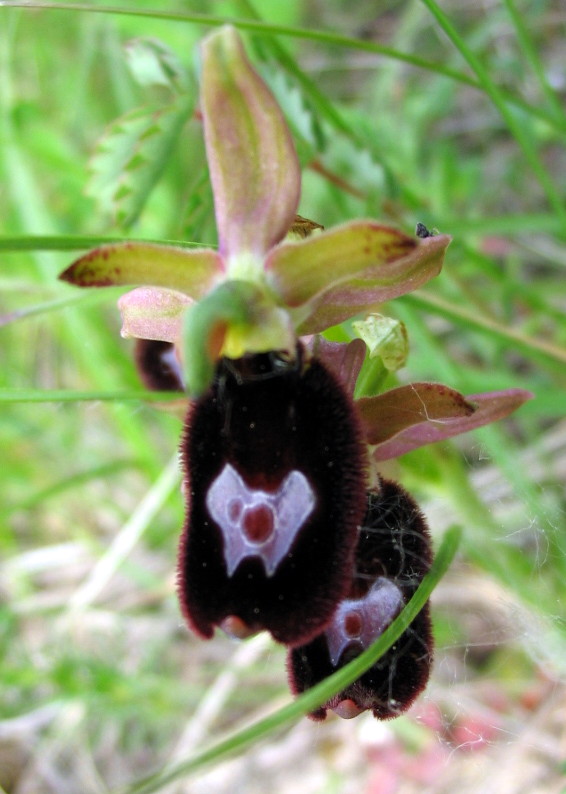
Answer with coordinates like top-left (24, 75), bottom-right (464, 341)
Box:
top-left (368, 387), bottom-right (534, 461)
top-left (305, 337), bottom-right (366, 397)
top-left (357, 382), bottom-right (476, 446)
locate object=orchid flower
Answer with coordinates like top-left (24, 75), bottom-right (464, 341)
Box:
top-left (288, 479), bottom-right (433, 721)
top-left (59, 26), bottom-right (533, 719)
top-left (60, 26), bottom-right (450, 398)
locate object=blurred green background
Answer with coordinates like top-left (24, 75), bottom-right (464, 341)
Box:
top-left (1, 2), bottom-right (565, 793)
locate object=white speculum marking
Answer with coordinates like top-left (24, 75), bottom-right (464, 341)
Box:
top-left (205, 463), bottom-right (316, 577)
top-left (160, 346), bottom-right (183, 382)
top-left (325, 577), bottom-right (404, 666)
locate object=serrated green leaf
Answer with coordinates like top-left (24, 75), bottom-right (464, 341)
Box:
top-left (352, 313), bottom-right (409, 371)
top-left (124, 37), bottom-right (189, 90)
top-left (86, 95), bottom-right (194, 228)
top-left (260, 66), bottom-right (325, 164)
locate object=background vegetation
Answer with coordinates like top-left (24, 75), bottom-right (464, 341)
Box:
top-left (1, 1), bottom-right (565, 792)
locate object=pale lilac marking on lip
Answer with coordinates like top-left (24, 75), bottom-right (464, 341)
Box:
top-left (159, 345), bottom-right (184, 385)
top-left (205, 463), bottom-right (316, 576)
top-left (325, 577), bottom-right (404, 666)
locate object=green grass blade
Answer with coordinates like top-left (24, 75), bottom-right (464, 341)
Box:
top-left (418, 0), bottom-right (566, 225)
top-left (0, 388), bottom-right (184, 403)
top-left (503, 0), bottom-right (566, 126)
top-left (402, 291), bottom-right (566, 372)
top-left (2, 459), bottom-right (138, 515)
top-left (0, 235), bottom-right (203, 251)
top-left (117, 526), bottom-right (461, 794)
top-left (0, 288), bottom-right (125, 326)
top-left (67, 454), bottom-right (180, 613)
top-left (2, 1), bottom-right (564, 133)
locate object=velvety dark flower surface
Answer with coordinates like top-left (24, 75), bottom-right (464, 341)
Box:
top-left (134, 339), bottom-right (185, 392)
top-left (178, 345), bottom-right (366, 646)
top-left (288, 479), bottom-right (433, 720)
top-left (57, 24), bottom-right (535, 722)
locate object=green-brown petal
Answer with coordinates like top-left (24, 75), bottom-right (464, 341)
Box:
top-left (265, 223), bottom-right (449, 333)
top-left (59, 242), bottom-right (224, 297)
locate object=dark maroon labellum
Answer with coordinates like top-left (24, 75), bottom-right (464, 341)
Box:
top-left (288, 479), bottom-right (434, 720)
top-left (134, 339), bottom-right (185, 392)
top-left (177, 345), bottom-right (366, 646)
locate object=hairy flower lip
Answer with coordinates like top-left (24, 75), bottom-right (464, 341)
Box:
top-left (288, 480), bottom-right (434, 721)
top-left (177, 344), bottom-right (367, 647)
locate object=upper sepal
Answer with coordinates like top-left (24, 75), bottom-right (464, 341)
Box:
top-left (200, 26), bottom-right (300, 262)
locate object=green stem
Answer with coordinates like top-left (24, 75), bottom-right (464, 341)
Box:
top-left (503, 0), bottom-right (566, 127)
top-left (353, 356), bottom-right (389, 399)
top-left (117, 526), bottom-right (461, 794)
top-left (0, 235), bottom-right (203, 252)
top-left (0, 389), bottom-right (184, 403)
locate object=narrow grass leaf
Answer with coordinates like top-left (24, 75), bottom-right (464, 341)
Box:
top-left (418, 0), bottom-right (566, 224)
top-left (118, 526), bottom-right (461, 794)
top-left (0, 389), bottom-right (183, 403)
top-left (403, 291), bottom-right (566, 372)
top-left (3, 2), bottom-right (564, 133)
